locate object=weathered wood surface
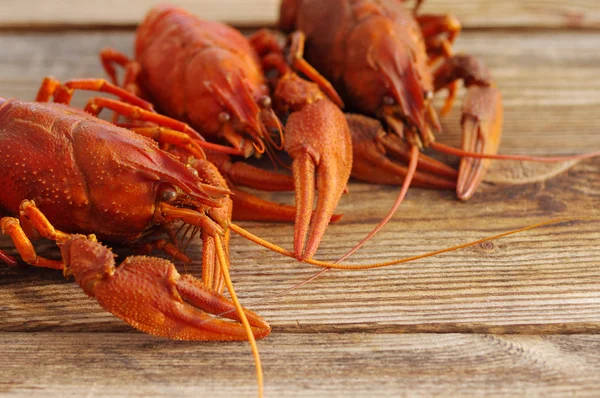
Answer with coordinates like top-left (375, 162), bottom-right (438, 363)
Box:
top-left (1, 10), bottom-right (600, 398)
top-left (0, 0), bottom-right (598, 29)
top-left (3, 333), bottom-right (600, 397)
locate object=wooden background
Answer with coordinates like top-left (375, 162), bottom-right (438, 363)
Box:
top-left (1, 1), bottom-right (600, 396)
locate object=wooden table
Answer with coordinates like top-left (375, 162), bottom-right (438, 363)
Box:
top-left (1, 1), bottom-right (600, 396)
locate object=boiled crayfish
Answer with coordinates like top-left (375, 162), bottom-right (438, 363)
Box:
top-left (1, 77), bottom-right (591, 398)
top-left (0, 77), bottom-right (270, 342)
top-left (101, 5), bottom-right (354, 260)
top-left (280, 0), bottom-right (502, 200)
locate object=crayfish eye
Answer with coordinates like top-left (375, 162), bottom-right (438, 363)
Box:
top-left (160, 185), bottom-right (178, 203)
top-left (218, 112), bottom-right (231, 124)
top-left (424, 90), bottom-right (433, 100)
top-left (258, 95), bottom-right (272, 108)
top-left (382, 95), bottom-right (396, 106)
top-left (187, 165), bottom-right (199, 177)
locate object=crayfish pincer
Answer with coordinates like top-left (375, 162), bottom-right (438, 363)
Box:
top-left (250, 29), bottom-right (353, 260)
top-left (3, 201), bottom-right (268, 341)
top-left (0, 77), bottom-right (270, 342)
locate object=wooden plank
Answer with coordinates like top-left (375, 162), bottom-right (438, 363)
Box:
top-left (0, 0), bottom-right (598, 29)
top-left (0, 29), bottom-right (599, 335)
top-left (2, 333), bottom-right (600, 396)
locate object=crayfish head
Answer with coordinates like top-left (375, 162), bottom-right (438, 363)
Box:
top-left (158, 155), bottom-right (233, 229)
top-left (344, 16), bottom-right (438, 147)
top-left (203, 62), bottom-right (283, 160)
top-left (374, 34), bottom-right (437, 147)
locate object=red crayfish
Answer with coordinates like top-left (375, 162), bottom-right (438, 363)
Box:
top-left (276, 0), bottom-right (600, 263)
top-left (0, 77), bottom-right (272, 343)
top-left (280, 0), bottom-right (503, 200)
top-left (100, 5), bottom-right (354, 260)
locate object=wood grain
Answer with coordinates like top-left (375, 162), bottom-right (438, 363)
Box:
top-left (0, 0), bottom-right (598, 29)
top-left (2, 333), bottom-right (600, 397)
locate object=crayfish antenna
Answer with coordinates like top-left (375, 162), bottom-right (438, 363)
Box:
top-left (215, 234), bottom-right (264, 398)
top-left (230, 217), bottom-right (595, 271)
top-left (336, 145), bottom-right (419, 264)
top-left (270, 142), bottom-right (419, 296)
top-left (430, 142), bottom-right (600, 164)
top-left (430, 136), bottom-right (600, 199)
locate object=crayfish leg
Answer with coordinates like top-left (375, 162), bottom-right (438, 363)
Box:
top-left (346, 114), bottom-right (457, 189)
top-left (288, 31), bottom-right (344, 108)
top-left (1, 201), bottom-right (70, 270)
top-left (99, 48), bottom-right (144, 97)
top-left (0, 250), bottom-right (17, 267)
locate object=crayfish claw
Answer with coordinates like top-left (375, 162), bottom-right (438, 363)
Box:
top-left (282, 97), bottom-right (352, 260)
top-left (175, 273), bottom-right (271, 340)
top-left (457, 86), bottom-right (503, 200)
top-left (288, 123), bottom-right (351, 260)
top-left (347, 114), bottom-right (457, 189)
top-left (60, 235), bottom-right (270, 341)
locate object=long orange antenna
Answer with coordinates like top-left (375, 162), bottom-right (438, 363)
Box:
top-left (231, 217), bottom-right (592, 271)
top-left (275, 145), bottom-right (420, 294)
top-left (215, 235), bottom-right (264, 398)
top-left (338, 145), bottom-right (420, 263)
top-left (206, 216), bottom-right (598, 326)
top-left (431, 142), bottom-right (600, 163)
top-left (0, 250), bottom-right (17, 266)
